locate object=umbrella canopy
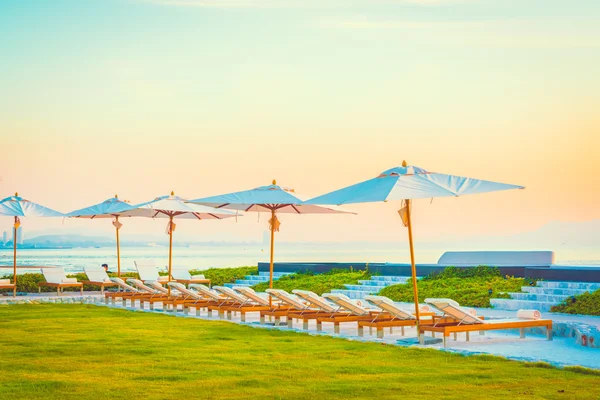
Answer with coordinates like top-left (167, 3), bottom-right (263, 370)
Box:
top-left (126, 192), bottom-right (237, 294)
top-left (0, 194), bottom-right (64, 218)
top-left (128, 193), bottom-right (239, 219)
top-left (306, 162), bottom-right (524, 331)
top-left (306, 164), bottom-right (523, 205)
top-left (0, 193), bottom-right (64, 297)
top-left (192, 181), bottom-right (349, 214)
top-left (190, 180), bottom-right (353, 292)
top-left (67, 195), bottom-right (137, 277)
top-left (67, 196), bottom-right (135, 218)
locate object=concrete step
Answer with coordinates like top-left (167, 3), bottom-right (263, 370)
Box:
top-left (241, 276), bottom-right (270, 282)
top-left (330, 289), bottom-right (373, 299)
top-left (537, 281), bottom-right (600, 290)
top-left (358, 280), bottom-right (391, 287)
top-left (258, 271), bottom-right (291, 277)
top-left (507, 293), bottom-right (571, 303)
top-left (521, 287), bottom-right (592, 296)
top-left (490, 298), bottom-right (557, 312)
top-left (224, 283), bottom-right (252, 288)
top-left (370, 276), bottom-right (412, 283)
top-left (342, 284), bottom-right (382, 293)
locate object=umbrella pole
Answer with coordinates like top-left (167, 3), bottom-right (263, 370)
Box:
top-left (115, 216), bottom-right (121, 278)
top-left (168, 216), bottom-right (173, 297)
top-left (13, 217), bottom-right (17, 298)
top-left (405, 200), bottom-right (421, 335)
top-left (269, 209), bottom-right (276, 307)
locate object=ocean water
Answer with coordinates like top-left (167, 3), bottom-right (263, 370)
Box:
top-left (0, 244), bottom-right (598, 274)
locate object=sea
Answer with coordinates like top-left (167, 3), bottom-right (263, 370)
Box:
top-left (1, 243), bottom-right (599, 274)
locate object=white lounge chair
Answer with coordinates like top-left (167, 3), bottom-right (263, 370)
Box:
top-left (171, 268), bottom-right (211, 287)
top-left (82, 266), bottom-right (117, 294)
top-left (105, 278), bottom-right (140, 305)
top-left (423, 298), bottom-right (553, 347)
top-left (287, 290), bottom-right (352, 331)
top-left (162, 282), bottom-right (215, 315)
top-left (134, 260), bottom-right (169, 285)
top-left (38, 268), bottom-right (83, 295)
top-left (210, 286), bottom-right (271, 322)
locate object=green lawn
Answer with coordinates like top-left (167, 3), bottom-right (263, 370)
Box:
top-left (0, 305), bottom-right (598, 400)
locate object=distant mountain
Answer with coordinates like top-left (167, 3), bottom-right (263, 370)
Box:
top-left (25, 235), bottom-right (113, 246)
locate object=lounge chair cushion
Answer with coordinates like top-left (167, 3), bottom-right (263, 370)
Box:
top-left (191, 274), bottom-right (206, 279)
top-left (0, 279), bottom-right (10, 284)
top-left (62, 278), bottom-right (78, 284)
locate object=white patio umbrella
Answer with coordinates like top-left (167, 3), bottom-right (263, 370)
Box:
top-left (189, 180), bottom-right (354, 296)
top-left (306, 161), bottom-right (524, 328)
top-left (0, 193), bottom-right (64, 297)
top-left (126, 192), bottom-right (237, 295)
top-left (67, 195), bottom-right (137, 277)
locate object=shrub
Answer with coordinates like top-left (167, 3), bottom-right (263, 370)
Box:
top-left (190, 266), bottom-right (258, 286)
top-left (551, 290), bottom-right (600, 316)
top-left (252, 268), bottom-right (371, 295)
top-left (423, 265), bottom-right (502, 280)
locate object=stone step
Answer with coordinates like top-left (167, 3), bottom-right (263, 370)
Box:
top-left (330, 289), bottom-right (373, 299)
top-left (258, 271), bottom-right (292, 277)
top-left (521, 287), bottom-right (592, 296)
top-left (241, 276), bottom-right (270, 282)
top-left (342, 284), bottom-right (382, 293)
top-left (357, 280), bottom-right (391, 287)
top-left (224, 283), bottom-right (252, 288)
top-left (490, 298), bottom-right (557, 312)
top-left (507, 293), bottom-right (571, 303)
top-left (537, 281), bottom-right (600, 290)
top-left (370, 276), bottom-right (412, 282)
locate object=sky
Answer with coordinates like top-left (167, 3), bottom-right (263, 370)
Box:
top-left (0, 0), bottom-right (598, 247)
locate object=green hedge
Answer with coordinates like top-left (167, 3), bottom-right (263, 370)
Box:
top-left (190, 266), bottom-right (258, 286)
top-left (379, 266), bottom-right (536, 308)
top-left (551, 290), bottom-right (600, 316)
top-left (252, 268), bottom-right (371, 295)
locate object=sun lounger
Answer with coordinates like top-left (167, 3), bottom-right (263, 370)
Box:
top-left (233, 287), bottom-right (295, 324)
top-left (359, 295), bottom-right (433, 338)
top-left (317, 293), bottom-right (379, 334)
top-left (209, 286), bottom-right (270, 322)
top-left (162, 282), bottom-right (217, 315)
top-left (38, 268), bottom-right (83, 295)
top-left (0, 279), bottom-right (15, 295)
top-left (422, 298), bottom-right (553, 347)
top-left (286, 290), bottom-right (352, 331)
top-left (82, 266), bottom-right (117, 294)
top-left (262, 289), bottom-right (323, 327)
top-left (135, 260), bottom-right (170, 285)
top-left (171, 268), bottom-right (211, 287)
top-left (104, 278), bottom-right (143, 305)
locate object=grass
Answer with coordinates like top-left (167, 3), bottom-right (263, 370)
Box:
top-left (551, 289), bottom-right (600, 316)
top-left (252, 269), bottom-right (371, 295)
top-left (0, 305), bottom-right (598, 400)
top-left (379, 267), bottom-right (537, 308)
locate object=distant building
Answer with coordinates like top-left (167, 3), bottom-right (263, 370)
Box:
top-left (13, 226), bottom-right (24, 245)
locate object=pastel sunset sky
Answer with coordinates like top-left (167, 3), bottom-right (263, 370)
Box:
top-left (0, 0), bottom-right (598, 246)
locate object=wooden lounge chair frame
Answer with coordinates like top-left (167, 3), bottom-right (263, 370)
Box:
top-left (171, 268), bottom-right (212, 287)
top-left (38, 269), bottom-right (83, 296)
top-left (421, 298), bottom-right (553, 347)
top-left (82, 266), bottom-right (117, 294)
